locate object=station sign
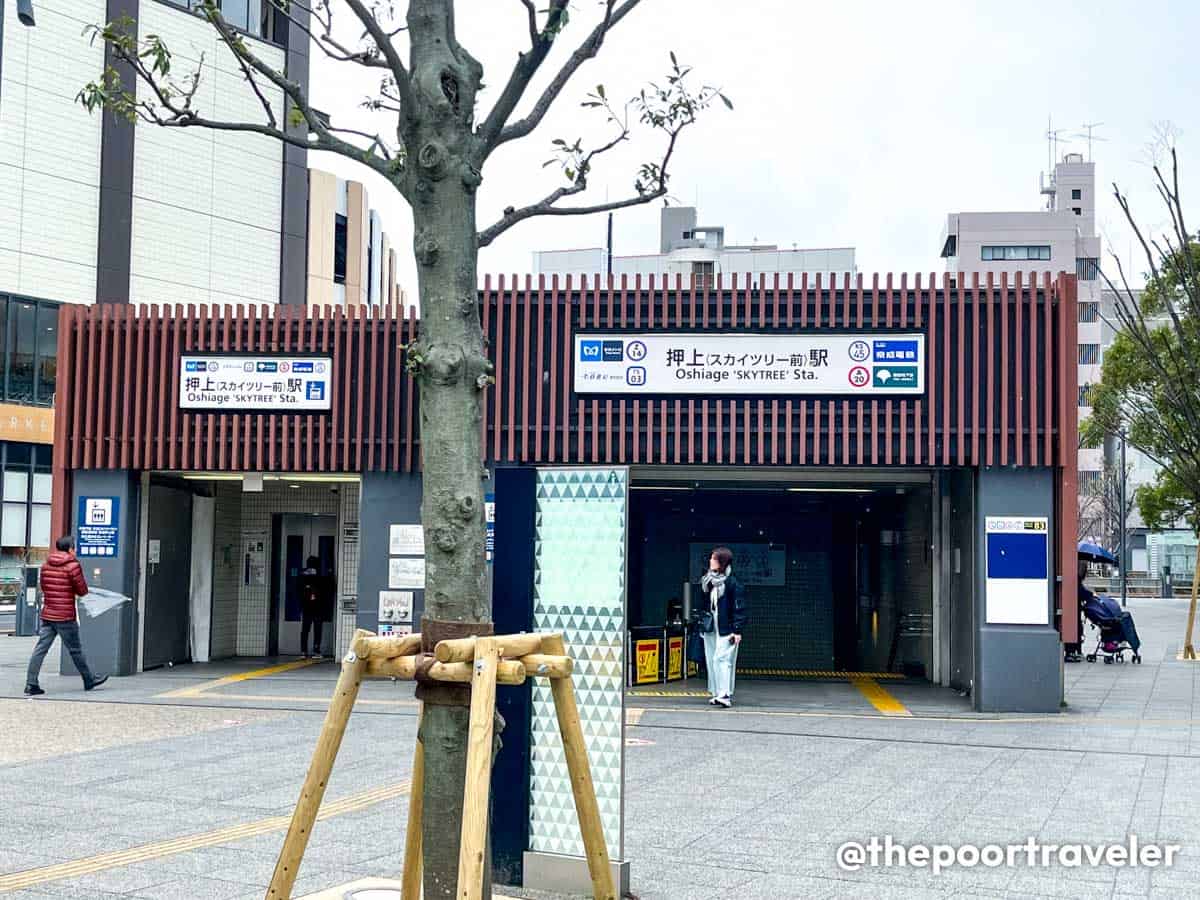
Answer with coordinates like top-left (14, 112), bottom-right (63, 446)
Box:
top-left (573, 333), bottom-right (925, 395)
top-left (179, 355), bottom-right (333, 411)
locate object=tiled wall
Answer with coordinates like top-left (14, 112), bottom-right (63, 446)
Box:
top-left (0, 0), bottom-right (105, 304)
top-left (233, 481), bottom-right (342, 656)
top-left (129, 2), bottom-right (284, 308)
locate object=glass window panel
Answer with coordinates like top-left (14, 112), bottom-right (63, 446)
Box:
top-left (8, 301), bottom-right (36, 403)
top-left (1042, 246), bottom-right (1052, 260)
top-left (36, 304), bottom-right (58, 406)
top-left (30, 504), bottom-right (50, 549)
top-left (3, 471), bottom-right (28, 503)
top-left (6, 442), bottom-right (29, 467)
top-left (334, 214), bottom-right (348, 284)
top-left (31, 472), bottom-right (51, 504)
top-left (981, 247), bottom-right (993, 261)
top-left (221, 0), bottom-right (250, 31)
top-left (2, 502), bottom-right (27, 547)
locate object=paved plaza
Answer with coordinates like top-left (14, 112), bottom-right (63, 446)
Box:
top-left (1, 597), bottom-right (1199, 899)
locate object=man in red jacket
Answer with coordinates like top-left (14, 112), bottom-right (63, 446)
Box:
top-left (24, 535), bottom-right (108, 695)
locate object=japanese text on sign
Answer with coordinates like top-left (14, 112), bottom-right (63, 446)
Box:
top-left (179, 356), bottom-right (333, 411)
top-left (574, 333), bottom-right (925, 395)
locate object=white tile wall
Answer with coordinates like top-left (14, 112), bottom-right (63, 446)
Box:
top-left (229, 480), bottom-right (359, 657)
top-left (0, 0), bottom-right (105, 304)
top-left (130, 2), bottom-right (285, 309)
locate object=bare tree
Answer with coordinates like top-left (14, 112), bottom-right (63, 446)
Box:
top-left (78, 2), bottom-right (726, 894)
top-left (1087, 143), bottom-right (1200, 657)
top-left (1076, 461), bottom-right (1135, 551)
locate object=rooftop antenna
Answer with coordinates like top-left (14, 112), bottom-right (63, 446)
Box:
top-left (1046, 116), bottom-right (1069, 169)
top-left (1071, 122), bottom-right (1107, 161)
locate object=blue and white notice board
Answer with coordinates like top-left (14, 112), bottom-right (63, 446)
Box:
top-left (77, 496), bottom-right (121, 558)
top-left (985, 516), bottom-right (1049, 625)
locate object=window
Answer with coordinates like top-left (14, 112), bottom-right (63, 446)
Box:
top-left (1072, 207), bottom-right (1082, 216)
top-left (333, 213), bottom-right (348, 285)
top-left (1078, 344), bottom-right (1100, 365)
top-left (940, 235), bottom-right (958, 258)
top-left (981, 245), bottom-right (1051, 261)
top-left (692, 261), bottom-right (715, 290)
top-left (1076, 258), bottom-right (1100, 281)
top-left (1072, 189), bottom-right (1082, 200)
top-left (0, 443), bottom-right (51, 601)
top-left (1078, 301), bottom-right (1099, 323)
top-left (162, 0), bottom-right (276, 41)
top-left (1078, 384), bottom-right (1095, 407)
top-left (0, 295), bottom-right (59, 407)
top-left (1079, 470), bottom-right (1103, 495)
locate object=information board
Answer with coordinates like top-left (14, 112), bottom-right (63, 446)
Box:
top-left (574, 333), bottom-right (925, 395)
top-left (77, 497), bottom-right (120, 558)
top-left (985, 516), bottom-right (1050, 625)
top-left (179, 355), bottom-right (333, 410)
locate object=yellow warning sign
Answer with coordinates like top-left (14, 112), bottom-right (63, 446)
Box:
top-left (634, 639), bottom-right (661, 685)
top-left (667, 636), bottom-right (683, 681)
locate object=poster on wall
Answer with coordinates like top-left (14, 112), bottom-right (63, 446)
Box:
top-left (389, 557), bottom-right (426, 589)
top-left (389, 524), bottom-right (423, 556)
top-left (243, 531), bottom-right (268, 587)
top-left (985, 516), bottom-right (1050, 625)
top-left (574, 333), bottom-right (925, 395)
top-left (688, 543), bottom-right (786, 586)
top-left (378, 590), bottom-right (413, 623)
top-left (77, 497), bottom-right (120, 557)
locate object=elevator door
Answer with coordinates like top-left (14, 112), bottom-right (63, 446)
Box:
top-left (276, 515), bottom-right (337, 656)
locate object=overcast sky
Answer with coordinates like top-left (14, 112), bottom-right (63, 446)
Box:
top-left (308, 0), bottom-right (1200, 297)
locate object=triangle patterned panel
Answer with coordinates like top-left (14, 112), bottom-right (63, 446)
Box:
top-left (529, 467), bottom-right (627, 860)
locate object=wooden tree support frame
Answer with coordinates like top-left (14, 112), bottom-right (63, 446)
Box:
top-left (266, 629), bottom-right (616, 900)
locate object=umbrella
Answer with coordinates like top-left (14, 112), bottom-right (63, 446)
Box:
top-left (1078, 541), bottom-right (1118, 566)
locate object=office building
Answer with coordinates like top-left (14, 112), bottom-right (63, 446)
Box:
top-left (940, 152), bottom-right (1103, 489)
top-left (533, 206), bottom-right (855, 288)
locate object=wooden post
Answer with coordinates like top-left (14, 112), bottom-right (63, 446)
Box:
top-left (1184, 543), bottom-right (1199, 659)
top-left (400, 704), bottom-right (424, 900)
top-left (435, 632), bottom-right (549, 663)
top-left (540, 633), bottom-right (617, 900)
top-left (456, 638), bottom-right (501, 900)
top-left (267, 630), bottom-right (372, 899)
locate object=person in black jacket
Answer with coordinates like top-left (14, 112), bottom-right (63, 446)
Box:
top-left (299, 556), bottom-right (333, 659)
top-left (697, 546), bottom-right (748, 707)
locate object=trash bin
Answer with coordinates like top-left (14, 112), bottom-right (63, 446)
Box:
top-left (14, 566), bottom-right (40, 637)
top-left (60, 588), bottom-right (136, 678)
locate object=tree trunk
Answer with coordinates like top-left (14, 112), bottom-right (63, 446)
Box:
top-left (406, 4), bottom-right (492, 897)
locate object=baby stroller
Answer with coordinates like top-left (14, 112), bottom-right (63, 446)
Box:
top-left (1082, 593), bottom-right (1142, 664)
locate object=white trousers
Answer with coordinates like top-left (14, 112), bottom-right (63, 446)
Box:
top-left (703, 630), bottom-right (739, 699)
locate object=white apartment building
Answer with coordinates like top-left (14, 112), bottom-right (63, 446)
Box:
top-left (939, 152), bottom-right (1104, 487)
top-left (533, 206), bottom-right (856, 287)
top-left (1, 0), bottom-right (313, 309)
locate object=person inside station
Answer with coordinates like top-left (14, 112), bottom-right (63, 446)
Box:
top-left (299, 556), bottom-right (334, 659)
top-left (697, 546), bottom-right (748, 708)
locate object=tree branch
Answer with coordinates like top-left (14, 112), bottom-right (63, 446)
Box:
top-left (479, 0), bottom-right (642, 157)
top-left (342, 0), bottom-right (415, 115)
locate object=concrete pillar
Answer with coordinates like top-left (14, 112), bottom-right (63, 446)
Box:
top-left (974, 468), bottom-right (1061, 712)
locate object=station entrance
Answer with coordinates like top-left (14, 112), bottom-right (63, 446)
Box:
top-left (135, 474), bottom-right (359, 669)
top-left (627, 469), bottom-right (943, 684)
